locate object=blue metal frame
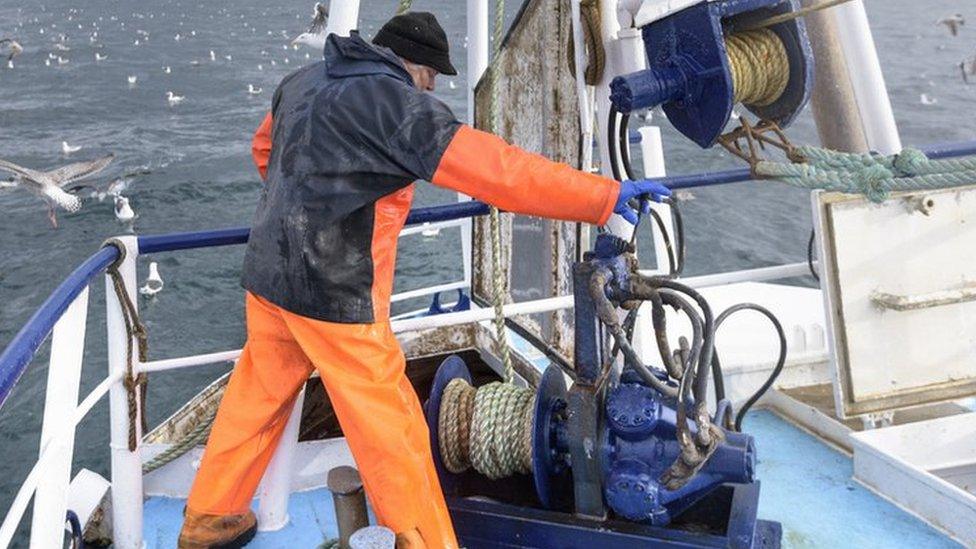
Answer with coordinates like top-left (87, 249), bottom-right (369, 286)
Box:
top-left (2, 138), bottom-right (976, 410)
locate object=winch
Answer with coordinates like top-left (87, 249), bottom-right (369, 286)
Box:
top-left (424, 234), bottom-right (781, 548)
top-left (610, 0), bottom-right (814, 147)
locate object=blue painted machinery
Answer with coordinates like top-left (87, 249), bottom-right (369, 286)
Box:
top-left (610, 0), bottom-right (814, 147)
top-left (425, 234), bottom-right (782, 548)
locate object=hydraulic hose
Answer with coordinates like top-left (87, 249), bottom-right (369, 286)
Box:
top-left (711, 303), bottom-right (788, 431)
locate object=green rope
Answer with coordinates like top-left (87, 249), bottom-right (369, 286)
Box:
top-left (758, 147), bottom-right (976, 203)
top-left (142, 405), bottom-right (218, 474)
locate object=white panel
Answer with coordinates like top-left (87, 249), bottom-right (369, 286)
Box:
top-left (817, 186), bottom-right (976, 416)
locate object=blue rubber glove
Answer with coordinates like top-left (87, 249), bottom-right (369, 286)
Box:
top-left (613, 179), bottom-right (672, 224)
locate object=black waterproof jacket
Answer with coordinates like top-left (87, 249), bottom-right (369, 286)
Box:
top-left (241, 33), bottom-right (461, 323)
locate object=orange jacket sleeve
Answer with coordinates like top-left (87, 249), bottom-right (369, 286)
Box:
top-left (252, 112), bottom-right (273, 181)
top-left (431, 125), bottom-right (619, 225)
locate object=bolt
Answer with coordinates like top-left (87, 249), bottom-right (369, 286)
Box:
top-left (634, 415), bottom-right (644, 424)
top-left (643, 407), bottom-right (652, 417)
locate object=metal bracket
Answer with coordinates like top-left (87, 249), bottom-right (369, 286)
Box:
top-left (871, 286), bottom-right (976, 312)
top-left (717, 117), bottom-right (806, 175)
top-left (860, 411), bottom-right (894, 430)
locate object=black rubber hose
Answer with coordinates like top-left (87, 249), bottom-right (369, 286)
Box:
top-left (647, 208), bottom-right (677, 275)
top-left (711, 353), bottom-right (726, 402)
top-left (807, 228), bottom-right (820, 282)
top-left (711, 303), bottom-right (788, 431)
top-left (664, 197), bottom-right (686, 276)
top-left (608, 106), bottom-right (623, 182)
top-left (620, 111), bottom-right (637, 181)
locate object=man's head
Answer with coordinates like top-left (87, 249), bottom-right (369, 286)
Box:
top-left (372, 11), bottom-right (457, 91)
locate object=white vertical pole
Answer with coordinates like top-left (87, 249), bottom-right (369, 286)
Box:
top-left (257, 389), bottom-right (306, 531)
top-left (570, 0), bottom-right (594, 174)
top-left (326, 0), bottom-right (361, 38)
top-left (30, 289), bottom-right (89, 549)
top-left (593, 0), bottom-right (629, 239)
top-left (461, 0), bottom-right (490, 288)
top-left (106, 236), bottom-right (143, 549)
top-left (832, 0), bottom-right (901, 155)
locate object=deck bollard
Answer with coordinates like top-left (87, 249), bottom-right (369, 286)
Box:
top-left (327, 466), bottom-right (369, 548)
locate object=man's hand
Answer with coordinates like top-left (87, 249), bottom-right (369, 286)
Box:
top-left (613, 179), bottom-right (672, 224)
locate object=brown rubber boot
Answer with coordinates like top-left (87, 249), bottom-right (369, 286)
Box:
top-left (178, 509), bottom-right (257, 549)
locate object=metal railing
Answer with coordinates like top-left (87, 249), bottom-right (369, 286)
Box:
top-left (1, 138), bottom-right (975, 547)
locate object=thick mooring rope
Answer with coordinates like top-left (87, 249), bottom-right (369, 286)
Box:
top-left (726, 29), bottom-right (790, 107)
top-left (438, 378), bottom-right (534, 479)
top-left (759, 147), bottom-right (976, 202)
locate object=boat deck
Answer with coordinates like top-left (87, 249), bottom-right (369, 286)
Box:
top-left (142, 411), bottom-right (960, 548)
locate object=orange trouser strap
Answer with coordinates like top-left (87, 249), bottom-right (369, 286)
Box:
top-left (186, 293), bottom-right (458, 548)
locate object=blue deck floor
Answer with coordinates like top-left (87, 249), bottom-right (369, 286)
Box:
top-left (143, 410), bottom-right (960, 548)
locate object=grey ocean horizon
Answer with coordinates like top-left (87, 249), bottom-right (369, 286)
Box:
top-left (0, 0), bottom-right (973, 539)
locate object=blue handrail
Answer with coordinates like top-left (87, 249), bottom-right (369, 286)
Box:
top-left (2, 137), bottom-right (976, 410)
top-left (0, 200), bottom-right (493, 409)
top-left (0, 247), bottom-right (119, 408)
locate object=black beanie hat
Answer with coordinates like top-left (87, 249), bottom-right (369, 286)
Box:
top-left (373, 12), bottom-right (458, 76)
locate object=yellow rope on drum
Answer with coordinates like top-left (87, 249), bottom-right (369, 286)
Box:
top-left (725, 29), bottom-right (790, 107)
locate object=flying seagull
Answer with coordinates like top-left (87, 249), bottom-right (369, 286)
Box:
top-left (937, 14), bottom-right (965, 36)
top-left (0, 38), bottom-right (23, 68)
top-left (0, 154), bottom-right (115, 227)
top-left (292, 3), bottom-right (328, 51)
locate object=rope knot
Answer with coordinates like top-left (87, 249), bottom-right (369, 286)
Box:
top-left (891, 148), bottom-right (928, 177)
top-left (855, 164), bottom-right (892, 202)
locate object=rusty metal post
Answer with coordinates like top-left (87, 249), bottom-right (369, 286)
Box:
top-left (327, 466), bottom-right (369, 548)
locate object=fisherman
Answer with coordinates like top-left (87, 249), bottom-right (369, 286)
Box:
top-left (178, 11), bottom-right (669, 549)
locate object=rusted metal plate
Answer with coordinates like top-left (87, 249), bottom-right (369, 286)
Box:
top-left (473, 0), bottom-right (582, 365)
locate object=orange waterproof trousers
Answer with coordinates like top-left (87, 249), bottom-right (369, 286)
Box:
top-left (186, 292), bottom-right (458, 548)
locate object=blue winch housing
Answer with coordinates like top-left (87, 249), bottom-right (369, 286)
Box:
top-left (610, 0), bottom-right (814, 147)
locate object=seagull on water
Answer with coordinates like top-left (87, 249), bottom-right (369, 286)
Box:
top-left (127, 75), bottom-right (138, 85)
top-left (139, 261), bottom-right (164, 296)
top-left (166, 91), bottom-right (185, 105)
top-left (0, 154), bottom-right (115, 227)
top-left (248, 84), bottom-right (262, 95)
top-left (937, 14), bottom-right (965, 36)
top-left (62, 141), bottom-right (81, 154)
top-left (95, 52), bottom-right (108, 61)
top-left (292, 2), bottom-right (328, 51)
top-left (1, 38), bottom-right (23, 68)
top-left (114, 195), bottom-right (135, 222)
top-left (920, 93), bottom-right (938, 105)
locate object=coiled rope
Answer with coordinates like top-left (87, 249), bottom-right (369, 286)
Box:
top-left (726, 29), bottom-right (790, 107)
top-left (436, 0), bottom-right (539, 482)
top-left (758, 146), bottom-right (976, 202)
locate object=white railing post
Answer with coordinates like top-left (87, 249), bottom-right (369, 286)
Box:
top-left (326, 0), bottom-right (361, 38)
top-left (30, 289), bottom-right (89, 549)
top-left (257, 388), bottom-right (306, 531)
top-left (462, 0), bottom-right (490, 290)
top-left (105, 236), bottom-right (144, 549)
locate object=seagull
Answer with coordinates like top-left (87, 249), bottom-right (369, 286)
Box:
top-left (163, 65), bottom-right (171, 73)
top-left (114, 195), bottom-right (135, 222)
top-left (0, 38), bottom-right (23, 68)
top-left (95, 52), bottom-right (108, 61)
top-left (920, 93), bottom-right (938, 105)
top-left (56, 56), bottom-right (68, 65)
top-left (209, 49), bottom-right (216, 61)
top-left (247, 84), bottom-right (262, 95)
top-left (53, 42), bottom-right (70, 52)
top-left (937, 14), bottom-right (965, 36)
top-left (127, 75), bottom-right (137, 85)
top-left (0, 154), bottom-right (114, 227)
top-left (960, 56), bottom-right (976, 84)
top-left (139, 261), bottom-right (164, 296)
top-left (420, 223), bottom-right (441, 238)
top-left (292, 2), bottom-right (328, 51)
top-left (166, 91), bottom-right (185, 105)
top-left (70, 168), bottom-right (151, 202)
top-left (61, 141), bottom-right (81, 154)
